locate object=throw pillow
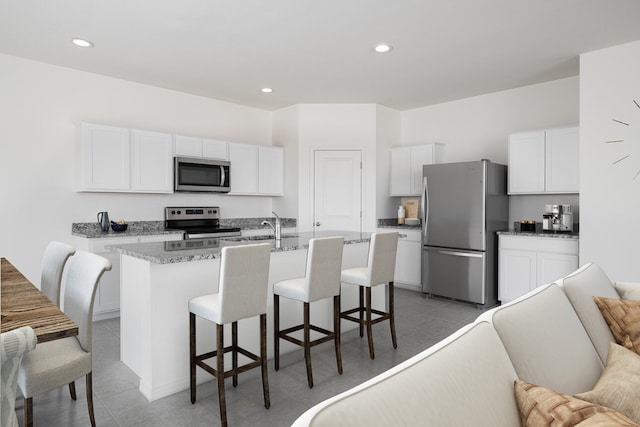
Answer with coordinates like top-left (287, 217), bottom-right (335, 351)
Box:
top-left (514, 380), bottom-right (638, 427)
top-left (576, 343), bottom-right (640, 424)
top-left (592, 296), bottom-right (640, 354)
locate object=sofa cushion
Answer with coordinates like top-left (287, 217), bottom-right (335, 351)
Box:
top-left (560, 262), bottom-right (619, 363)
top-left (614, 282), bottom-right (640, 300)
top-left (592, 297), bottom-right (640, 355)
top-left (515, 380), bottom-right (639, 427)
top-left (482, 284), bottom-right (603, 395)
top-left (293, 321), bottom-right (521, 427)
top-left (576, 342), bottom-right (640, 424)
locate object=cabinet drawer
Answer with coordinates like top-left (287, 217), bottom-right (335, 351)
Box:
top-left (499, 235), bottom-right (578, 255)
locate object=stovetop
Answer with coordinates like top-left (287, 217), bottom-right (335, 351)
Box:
top-left (164, 206), bottom-right (241, 238)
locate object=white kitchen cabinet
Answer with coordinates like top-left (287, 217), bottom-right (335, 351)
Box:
top-left (378, 228), bottom-right (422, 291)
top-left (78, 122), bottom-right (174, 193)
top-left (131, 129), bottom-right (174, 193)
top-left (390, 143), bottom-right (446, 196)
top-left (78, 123), bottom-right (131, 191)
top-left (228, 142), bottom-right (284, 196)
top-left (174, 135), bottom-right (228, 160)
top-left (498, 234), bottom-right (578, 303)
top-left (74, 233), bottom-right (183, 320)
top-left (508, 126), bottom-right (579, 194)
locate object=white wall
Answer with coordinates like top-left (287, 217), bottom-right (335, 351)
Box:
top-left (296, 104), bottom-right (378, 232)
top-left (0, 54), bottom-right (273, 283)
top-left (402, 77), bottom-right (579, 165)
top-left (580, 40), bottom-right (640, 281)
top-left (376, 105), bottom-right (402, 219)
top-left (272, 105), bottom-right (300, 218)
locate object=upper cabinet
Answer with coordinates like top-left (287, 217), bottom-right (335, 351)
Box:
top-left (390, 143), bottom-right (446, 196)
top-left (174, 135), bottom-right (228, 160)
top-left (77, 122), bottom-right (173, 193)
top-left (228, 143), bottom-right (284, 196)
top-left (508, 126), bottom-right (579, 194)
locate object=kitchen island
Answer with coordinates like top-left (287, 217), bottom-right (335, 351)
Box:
top-left (107, 231), bottom-right (383, 401)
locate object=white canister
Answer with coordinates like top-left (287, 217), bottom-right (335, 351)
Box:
top-left (397, 205), bottom-right (405, 225)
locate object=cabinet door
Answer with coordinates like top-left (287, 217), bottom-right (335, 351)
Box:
top-left (174, 135), bottom-right (203, 157)
top-left (537, 252), bottom-right (578, 287)
top-left (228, 143), bottom-right (258, 194)
top-left (395, 236), bottom-right (422, 287)
top-left (202, 139), bottom-right (228, 160)
top-left (258, 146), bottom-right (284, 195)
top-left (410, 145), bottom-right (434, 194)
top-left (390, 147), bottom-right (411, 196)
top-left (131, 129), bottom-right (174, 192)
top-left (508, 131), bottom-right (545, 194)
top-left (80, 123), bottom-right (130, 191)
top-left (545, 127), bottom-right (579, 193)
top-left (498, 249), bottom-right (536, 302)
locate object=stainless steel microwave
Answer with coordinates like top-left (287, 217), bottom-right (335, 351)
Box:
top-left (174, 157), bottom-right (231, 193)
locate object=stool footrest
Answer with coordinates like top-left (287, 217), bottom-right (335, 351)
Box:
top-left (340, 308), bottom-right (391, 325)
top-left (278, 324), bottom-right (336, 348)
top-left (195, 345), bottom-right (262, 379)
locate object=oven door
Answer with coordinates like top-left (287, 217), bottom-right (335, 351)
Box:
top-left (174, 157), bottom-right (230, 193)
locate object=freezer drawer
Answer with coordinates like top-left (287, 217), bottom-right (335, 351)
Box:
top-left (422, 246), bottom-right (487, 304)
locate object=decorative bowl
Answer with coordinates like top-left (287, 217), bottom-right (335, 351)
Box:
top-left (110, 222), bottom-right (128, 232)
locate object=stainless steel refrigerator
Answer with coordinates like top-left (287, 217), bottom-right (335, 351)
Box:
top-left (421, 160), bottom-right (508, 308)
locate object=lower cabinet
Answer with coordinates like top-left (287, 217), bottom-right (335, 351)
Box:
top-left (498, 235), bottom-right (578, 303)
top-left (379, 228), bottom-right (422, 291)
top-left (74, 234), bottom-right (183, 320)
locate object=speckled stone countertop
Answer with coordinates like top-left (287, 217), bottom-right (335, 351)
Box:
top-left (497, 230), bottom-right (579, 239)
top-left (72, 217), bottom-right (297, 239)
top-left (377, 218), bottom-right (422, 230)
top-left (106, 230), bottom-right (371, 264)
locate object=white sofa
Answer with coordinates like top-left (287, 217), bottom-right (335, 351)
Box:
top-left (292, 262), bottom-right (638, 426)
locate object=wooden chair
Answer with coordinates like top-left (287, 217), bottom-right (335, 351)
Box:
top-left (273, 236), bottom-right (344, 388)
top-left (189, 243), bottom-right (271, 427)
top-left (18, 251), bottom-right (111, 427)
top-left (340, 232), bottom-right (399, 359)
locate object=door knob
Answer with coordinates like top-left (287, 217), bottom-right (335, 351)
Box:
top-left (315, 222), bottom-right (321, 226)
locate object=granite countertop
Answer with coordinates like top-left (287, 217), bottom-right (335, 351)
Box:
top-left (106, 230), bottom-right (371, 264)
top-left (497, 230), bottom-right (579, 240)
top-left (377, 218), bottom-right (422, 230)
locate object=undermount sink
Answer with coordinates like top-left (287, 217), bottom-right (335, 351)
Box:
top-left (221, 234), bottom-right (297, 242)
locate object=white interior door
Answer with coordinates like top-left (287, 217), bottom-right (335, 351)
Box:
top-left (313, 150), bottom-right (362, 232)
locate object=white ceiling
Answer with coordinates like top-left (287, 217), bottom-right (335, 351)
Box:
top-left (2, 0), bottom-right (640, 111)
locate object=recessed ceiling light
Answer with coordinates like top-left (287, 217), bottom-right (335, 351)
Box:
top-left (261, 88), bottom-right (273, 93)
top-left (374, 44), bottom-right (392, 53)
top-left (72, 38), bottom-right (94, 48)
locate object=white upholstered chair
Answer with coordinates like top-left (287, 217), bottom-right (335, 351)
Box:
top-left (273, 236), bottom-right (344, 388)
top-left (40, 241), bottom-right (75, 307)
top-left (189, 243), bottom-right (271, 427)
top-left (340, 232), bottom-right (399, 359)
top-left (18, 251), bottom-right (111, 427)
top-left (1, 327), bottom-right (37, 427)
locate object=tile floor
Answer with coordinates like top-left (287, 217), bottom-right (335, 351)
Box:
top-left (15, 289), bottom-right (484, 427)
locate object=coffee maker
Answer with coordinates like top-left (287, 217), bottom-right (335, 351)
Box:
top-left (542, 204), bottom-right (573, 232)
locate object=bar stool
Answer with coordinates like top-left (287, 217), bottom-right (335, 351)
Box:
top-left (189, 243), bottom-right (271, 427)
top-left (273, 236), bottom-right (344, 388)
top-left (340, 232), bottom-right (399, 359)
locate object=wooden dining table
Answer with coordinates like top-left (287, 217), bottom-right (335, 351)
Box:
top-left (1, 257), bottom-right (78, 342)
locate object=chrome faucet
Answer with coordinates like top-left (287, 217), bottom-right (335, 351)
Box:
top-left (261, 211), bottom-right (282, 240)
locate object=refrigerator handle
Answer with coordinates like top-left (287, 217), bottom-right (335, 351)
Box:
top-left (421, 176), bottom-right (428, 242)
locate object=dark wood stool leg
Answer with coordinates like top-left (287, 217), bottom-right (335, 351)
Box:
top-left (358, 286), bottom-right (364, 337)
top-left (334, 295), bottom-right (343, 374)
top-left (303, 302), bottom-right (313, 388)
top-left (86, 372), bottom-right (96, 427)
top-left (366, 287), bottom-right (375, 359)
top-left (274, 294), bottom-right (280, 371)
top-left (232, 321), bottom-right (238, 387)
top-left (24, 397), bottom-right (33, 427)
top-left (389, 282), bottom-right (398, 349)
top-left (189, 313), bottom-right (196, 404)
top-left (216, 323), bottom-right (227, 427)
top-left (68, 381), bottom-right (77, 400)
top-left (260, 313), bottom-right (270, 409)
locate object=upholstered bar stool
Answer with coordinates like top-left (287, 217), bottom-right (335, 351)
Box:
top-left (273, 236), bottom-right (344, 388)
top-left (189, 243), bottom-right (271, 427)
top-left (340, 232), bottom-right (399, 359)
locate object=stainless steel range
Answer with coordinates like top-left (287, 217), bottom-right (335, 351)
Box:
top-left (165, 207), bottom-right (241, 239)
